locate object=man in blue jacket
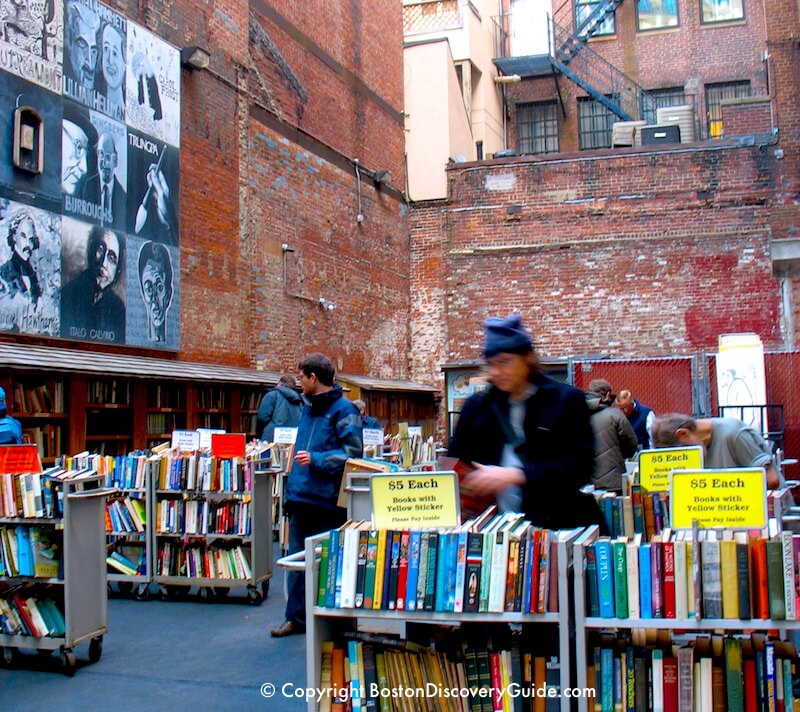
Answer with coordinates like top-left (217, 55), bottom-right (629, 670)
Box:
top-left (271, 353), bottom-right (363, 637)
top-left (0, 387), bottom-right (22, 445)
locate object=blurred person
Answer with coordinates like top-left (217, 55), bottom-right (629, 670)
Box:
top-left (615, 389), bottom-right (655, 450)
top-left (353, 399), bottom-right (381, 430)
top-left (0, 386), bottom-right (22, 444)
top-left (255, 373), bottom-right (302, 442)
top-left (652, 413), bottom-right (780, 489)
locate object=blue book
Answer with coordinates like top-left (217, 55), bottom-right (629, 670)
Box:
top-left (601, 648), bottom-right (614, 712)
top-left (521, 533), bottom-right (534, 614)
top-left (405, 531), bottom-right (421, 612)
top-left (16, 526), bottom-right (34, 577)
top-left (639, 543), bottom-right (653, 619)
top-left (325, 529), bottom-right (339, 608)
top-left (445, 532), bottom-right (458, 612)
top-left (585, 543), bottom-right (600, 617)
top-left (595, 538), bottom-right (615, 618)
top-left (334, 527), bottom-right (346, 608)
top-left (348, 640), bottom-right (362, 712)
top-left (603, 497), bottom-right (615, 536)
top-left (434, 531), bottom-right (449, 611)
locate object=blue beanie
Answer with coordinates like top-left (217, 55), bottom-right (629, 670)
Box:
top-left (483, 314), bottom-right (533, 359)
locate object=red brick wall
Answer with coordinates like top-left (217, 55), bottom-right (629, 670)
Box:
top-left (721, 99), bottom-right (773, 136)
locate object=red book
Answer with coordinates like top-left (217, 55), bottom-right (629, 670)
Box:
top-left (489, 652), bottom-right (503, 712)
top-left (743, 657), bottom-right (757, 712)
top-left (663, 538), bottom-right (676, 618)
top-left (750, 537), bottom-right (770, 619)
top-left (662, 656), bottom-right (678, 712)
top-left (395, 531), bottom-right (410, 611)
top-left (331, 646), bottom-right (346, 712)
top-left (529, 529), bottom-right (541, 613)
top-left (13, 595), bottom-right (40, 637)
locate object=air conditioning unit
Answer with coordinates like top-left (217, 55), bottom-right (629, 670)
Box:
top-left (612, 120), bottom-right (648, 147)
top-left (656, 104), bottom-right (696, 143)
top-left (640, 124), bottom-right (682, 145)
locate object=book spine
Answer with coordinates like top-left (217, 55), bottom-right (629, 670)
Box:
top-left (700, 537), bottom-right (722, 619)
top-left (781, 531), bottom-right (796, 621)
top-left (595, 540), bottom-right (615, 618)
top-left (613, 540), bottom-right (629, 618)
top-left (639, 544), bottom-right (652, 619)
top-left (766, 539), bottom-right (786, 620)
top-left (663, 539), bottom-right (676, 619)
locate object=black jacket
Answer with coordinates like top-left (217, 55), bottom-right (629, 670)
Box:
top-left (448, 373), bottom-right (602, 530)
top-left (256, 385), bottom-right (303, 441)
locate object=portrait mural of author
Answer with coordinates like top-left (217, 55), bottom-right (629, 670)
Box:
top-left (0, 0), bottom-right (180, 350)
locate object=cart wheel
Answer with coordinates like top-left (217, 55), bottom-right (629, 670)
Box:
top-left (88, 637), bottom-right (103, 663)
top-left (1, 646), bottom-right (15, 666)
top-left (198, 587), bottom-right (210, 602)
top-left (214, 586), bottom-right (229, 599)
top-left (261, 580), bottom-right (270, 599)
top-left (60, 649), bottom-right (76, 677)
top-left (247, 587), bottom-right (263, 606)
top-left (107, 582), bottom-right (113, 596)
top-left (158, 585), bottom-right (170, 600)
top-left (117, 581), bottom-right (134, 596)
top-left (135, 584), bottom-right (151, 601)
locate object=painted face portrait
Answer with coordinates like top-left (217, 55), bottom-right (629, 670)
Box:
top-left (62, 119), bottom-right (89, 195)
top-left (140, 257), bottom-right (170, 328)
top-left (11, 217), bottom-right (38, 263)
top-left (67, 3), bottom-right (100, 88)
top-left (92, 230), bottom-right (120, 291)
top-left (101, 24), bottom-right (125, 91)
top-left (96, 133), bottom-right (118, 185)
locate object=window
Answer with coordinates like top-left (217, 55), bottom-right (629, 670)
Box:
top-left (575, 0), bottom-right (615, 37)
top-left (637, 0), bottom-right (679, 29)
top-left (701, 0), bottom-right (744, 22)
top-left (642, 87), bottom-right (687, 125)
top-left (517, 102), bottom-right (559, 154)
top-left (705, 81), bottom-right (750, 138)
top-left (578, 96), bottom-right (616, 150)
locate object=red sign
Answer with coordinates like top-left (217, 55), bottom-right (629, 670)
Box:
top-left (0, 444), bottom-right (44, 474)
top-left (211, 433), bottom-right (247, 459)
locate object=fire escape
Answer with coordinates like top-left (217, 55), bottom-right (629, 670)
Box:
top-left (494, 0), bottom-right (656, 122)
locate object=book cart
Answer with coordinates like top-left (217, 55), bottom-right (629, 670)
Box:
top-left (572, 498), bottom-right (800, 712)
top-left (296, 523), bottom-right (584, 712)
top-left (152, 451), bottom-right (273, 604)
top-left (104, 454), bottom-right (154, 600)
top-left (0, 472), bottom-right (112, 676)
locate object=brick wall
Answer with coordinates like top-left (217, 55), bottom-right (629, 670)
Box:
top-left (721, 98), bottom-right (773, 136)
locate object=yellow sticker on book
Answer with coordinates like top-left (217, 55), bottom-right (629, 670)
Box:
top-left (370, 473), bottom-right (459, 530)
top-left (639, 446), bottom-right (704, 492)
top-left (670, 468), bottom-right (767, 529)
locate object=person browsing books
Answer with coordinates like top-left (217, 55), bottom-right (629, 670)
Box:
top-left (255, 373), bottom-right (303, 441)
top-left (651, 413), bottom-right (781, 489)
top-left (270, 353), bottom-right (363, 638)
top-left (0, 387), bottom-right (22, 445)
top-left (448, 314), bottom-right (604, 529)
top-left (353, 399), bottom-right (381, 430)
top-left (614, 389), bottom-right (655, 450)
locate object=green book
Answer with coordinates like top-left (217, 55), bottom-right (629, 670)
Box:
top-left (317, 538), bottom-right (329, 606)
top-left (765, 539), bottom-right (786, 620)
top-left (612, 539), bottom-right (628, 618)
top-left (724, 637), bottom-right (745, 712)
top-left (375, 652), bottom-right (391, 712)
top-left (362, 531), bottom-right (378, 609)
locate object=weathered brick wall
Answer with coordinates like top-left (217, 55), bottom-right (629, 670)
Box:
top-left (721, 99), bottom-right (773, 137)
top-left (410, 144), bottom-right (785, 375)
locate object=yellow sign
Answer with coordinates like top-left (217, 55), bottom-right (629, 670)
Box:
top-left (639, 446), bottom-right (704, 492)
top-left (370, 473), bottom-right (459, 530)
top-left (670, 468), bottom-right (767, 529)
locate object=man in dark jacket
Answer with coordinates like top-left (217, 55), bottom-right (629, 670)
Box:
top-left (255, 374), bottom-right (302, 441)
top-left (271, 353), bottom-right (363, 637)
top-left (585, 379), bottom-right (638, 492)
top-left (0, 387), bottom-right (22, 445)
top-left (448, 314), bottom-right (602, 530)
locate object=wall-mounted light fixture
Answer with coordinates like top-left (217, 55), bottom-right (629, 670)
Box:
top-left (181, 46), bottom-right (211, 70)
top-left (494, 74), bottom-right (521, 84)
top-left (319, 297), bottom-right (336, 311)
top-left (372, 169), bottom-right (391, 189)
top-left (282, 244), bottom-right (337, 313)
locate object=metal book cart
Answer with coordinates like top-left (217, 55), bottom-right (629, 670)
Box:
top-left (152, 459), bottom-right (274, 604)
top-left (0, 475), bottom-right (112, 676)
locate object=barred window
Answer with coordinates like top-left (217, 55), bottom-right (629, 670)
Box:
top-left (578, 96), bottom-right (616, 150)
top-left (705, 81), bottom-right (751, 138)
top-left (517, 102), bottom-right (559, 155)
top-left (642, 87), bottom-right (687, 125)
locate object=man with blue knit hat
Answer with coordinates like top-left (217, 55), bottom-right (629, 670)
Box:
top-left (448, 314), bottom-right (602, 529)
top-left (0, 387), bottom-right (22, 445)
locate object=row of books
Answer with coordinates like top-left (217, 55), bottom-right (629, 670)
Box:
top-left (317, 509), bottom-right (564, 614)
top-left (155, 541), bottom-right (253, 580)
top-left (0, 525), bottom-right (61, 579)
top-left (147, 384), bottom-right (185, 409)
top-left (106, 546), bottom-right (146, 576)
top-left (12, 381), bottom-right (64, 415)
top-left (0, 465), bottom-right (106, 519)
top-left (598, 488), bottom-right (670, 541)
top-left (585, 528), bottom-right (800, 621)
top-left (154, 452), bottom-right (252, 492)
top-left (155, 497), bottom-right (252, 537)
top-left (0, 585), bottom-right (65, 638)
top-left (146, 413), bottom-right (184, 436)
top-left (106, 496), bottom-right (147, 534)
top-left (588, 632), bottom-right (796, 712)
top-left (103, 453), bottom-right (151, 490)
top-left (87, 378), bottom-right (130, 405)
top-left (22, 424), bottom-right (63, 460)
top-left (197, 386), bottom-right (228, 410)
top-left (319, 633), bottom-right (560, 712)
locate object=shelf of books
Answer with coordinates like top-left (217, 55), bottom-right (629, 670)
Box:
top-left (239, 386), bottom-right (263, 440)
top-left (572, 523), bottom-right (800, 712)
top-left (303, 512), bottom-right (584, 712)
top-left (103, 453), bottom-right (153, 599)
top-left (8, 375), bottom-right (67, 466)
top-left (84, 378), bottom-right (133, 456)
top-left (151, 446), bottom-right (272, 603)
top-left (195, 385), bottom-right (230, 432)
top-left (145, 382), bottom-right (187, 448)
top-left (0, 466), bottom-right (112, 675)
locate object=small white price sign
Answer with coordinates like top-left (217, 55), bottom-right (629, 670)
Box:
top-left (273, 427), bottom-right (298, 444)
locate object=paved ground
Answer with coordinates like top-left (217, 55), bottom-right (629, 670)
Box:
top-left (1, 547), bottom-right (308, 712)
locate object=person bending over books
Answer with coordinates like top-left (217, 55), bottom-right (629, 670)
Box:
top-left (651, 413), bottom-right (781, 489)
top-left (270, 353), bottom-right (364, 638)
top-left (448, 314), bottom-right (604, 530)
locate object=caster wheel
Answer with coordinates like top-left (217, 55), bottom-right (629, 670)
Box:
top-left (135, 585), bottom-right (151, 601)
top-left (214, 587), bottom-right (229, 599)
top-left (247, 588), bottom-right (263, 606)
top-left (117, 582), bottom-right (134, 596)
top-left (60, 649), bottom-right (76, 677)
top-left (1, 646), bottom-right (15, 666)
top-left (88, 637), bottom-right (103, 663)
top-left (158, 585), bottom-right (170, 601)
top-left (261, 580), bottom-right (270, 599)
top-left (107, 582), bottom-right (112, 596)
top-left (198, 587), bottom-right (210, 602)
